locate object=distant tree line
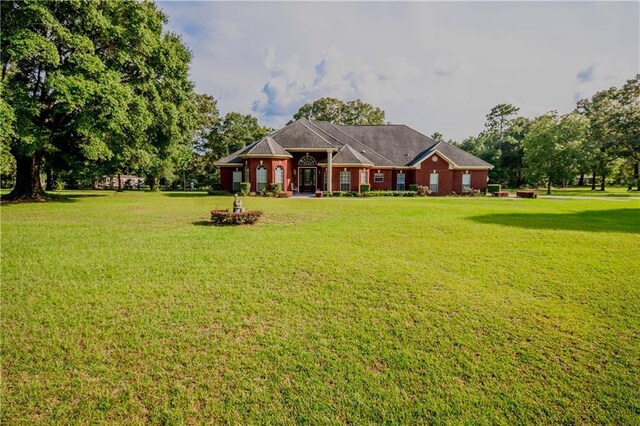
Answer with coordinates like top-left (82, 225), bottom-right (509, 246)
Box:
top-left (452, 75), bottom-right (639, 193)
top-left (288, 97), bottom-right (386, 125)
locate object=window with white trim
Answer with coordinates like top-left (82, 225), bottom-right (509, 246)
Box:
top-left (256, 165), bottom-right (267, 192)
top-left (275, 165), bottom-right (284, 188)
top-left (232, 171), bottom-right (242, 192)
top-left (430, 173), bottom-right (439, 193)
top-left (462, 173), bottom-right (471, 192)
top-left (340, 171), bottom-right (351, 191)
top-left (244, 166), bottom-right (250, 183)
top-left (374, 173), bottom-right (384, 183)
top-left (360, 171), bottom-right (368, 185)
top-left (396, 173), bottom-right (405, 190)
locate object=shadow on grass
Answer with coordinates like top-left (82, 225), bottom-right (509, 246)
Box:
top-left (192, 220), bottom-right (212, 226)
top-left (1, 192), bottom-right (108, 205)
top-left (162, 192), bottom-right (211, 198)
top-left (469, 208), bottom-right (640, 234)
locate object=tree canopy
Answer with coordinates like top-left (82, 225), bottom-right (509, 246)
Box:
top-left (523, 112), bottom-right (589, 194)
top-left (1, 0), bottom-right (195, 198)
top-left (291, 97), bottom-right (386, 125)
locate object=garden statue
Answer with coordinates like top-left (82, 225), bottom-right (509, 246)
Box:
top-left (233, 194), bottom-right (244, 213)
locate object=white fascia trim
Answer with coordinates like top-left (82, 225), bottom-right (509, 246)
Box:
top-left (215, 162), bottom-right (244, 167)
top-left (452, 166), bottom-right (493, 170)
top-left (285, 148), bottom-right (338, 152)
top-left (319, 163), bottom-right (374, 168)
top-left (239, 154), bottom-right (292, 159)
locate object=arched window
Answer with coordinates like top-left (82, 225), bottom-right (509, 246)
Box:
top-left (275, 165), bottom-right (284, 188)
top-left (256, 164), bottom-right (267, 192)
top-left (298, 155), bottom-right (317, 166)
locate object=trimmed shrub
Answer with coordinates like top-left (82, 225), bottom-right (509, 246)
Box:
top-left (276, 191), bottom-right (292, 198)
top-left (360, 184), bottom-right (371, 193)
top-left (322, 192), bottom-right (333, 197)
top-left (259, 186), bottom-right (272, 197)
top-left (239, 182), bottom-right (250, 195)
top-left (211, 183), bottom-right (223, 190)
top-left (207, 190), bottom-right (228, 196)
top-left (269, 183), bottom-right (282, 194)
top-left (487, 184), bottom-right (501, 195)
top-left (332, 191), bottom-right (344, 197)
top-left (409, 184), bottom-right (418, 192)
top-left (416, 185), bottom-right (431, 196)
top-left (363, 190), bottom-right (417, 197)
top-left (210, 209), bottom-right (262, 225)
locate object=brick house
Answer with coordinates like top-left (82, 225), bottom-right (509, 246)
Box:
top-left (215, 118), bottom-right (492, 195)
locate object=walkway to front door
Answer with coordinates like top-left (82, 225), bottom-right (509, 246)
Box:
top-left (298, 167), bottom-right (317, 192)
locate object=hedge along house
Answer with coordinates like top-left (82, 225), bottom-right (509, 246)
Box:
top-left (215, 118), bottom-right (493, 194)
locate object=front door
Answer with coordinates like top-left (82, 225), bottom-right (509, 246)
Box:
top-left (299, 167), bottom-right (317, 192)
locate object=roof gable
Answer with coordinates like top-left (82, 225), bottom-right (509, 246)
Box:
top-left (321, 144), bottom-right (374, 166)
top-left (241, 136), bottom-right (292, 158)
top-left (271, 118), bottom-right (337, 150)
top-left (409, 141), bottom-right (493, 168)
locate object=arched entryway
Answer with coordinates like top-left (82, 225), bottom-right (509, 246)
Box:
top-left (298, 155), bottom-right (317, 193)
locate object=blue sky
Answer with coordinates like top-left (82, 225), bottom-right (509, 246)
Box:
top-left (159, 1), bottom-right (639, 141)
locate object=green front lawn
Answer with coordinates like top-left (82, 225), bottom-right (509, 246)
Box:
top-left (2, 192), bottom-right (639, 423)
top-left (520, 185), bottom-right (640, 197)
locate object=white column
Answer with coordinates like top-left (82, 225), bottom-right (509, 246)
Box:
top-left (327, 150), bottom-right (333, 193)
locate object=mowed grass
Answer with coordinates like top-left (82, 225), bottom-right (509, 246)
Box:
top-left (2, 191), bottom-right (639, 424)
top-left (533, 185), bottom-right (640, 197)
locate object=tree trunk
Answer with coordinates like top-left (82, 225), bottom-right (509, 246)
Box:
top-left (148, 176), bottom-right (159, 191)
top-left (591, 171), bottom-right (596, 191)
top-left (578, 173), bottom-right (584, 186)
top-left (547, 176), bottom-right (552, 195)
top-left (635, 163), bottom-right (639, 191)
top-left (183, 169), bottom-right (186, 191)
top-left (4, 151), bottom-right (46, 201)
top-left (600, 172), bottom-right (606, 191)
top-left (117, 173), bottom-right (122, 191)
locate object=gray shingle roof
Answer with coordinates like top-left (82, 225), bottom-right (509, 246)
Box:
top-left (270, 118), bottom-right (337, 150)
top-left (319, 144), bottom-right (374, 166)
top-left (215, 119), bottom-right (492, 169)
top-left (242, 136), bottom-right (292, 157)
top-left (309, 121), bottom-right (395, 167)
top-left (214, 143), bottom-right (253, 165)
top-left (336, 125), bottom-right (439, 167)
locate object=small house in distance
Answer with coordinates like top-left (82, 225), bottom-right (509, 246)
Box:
top-left (96, 175), bottom-right (145, 190)
top-left (215, 118), bottom-right (492, 194)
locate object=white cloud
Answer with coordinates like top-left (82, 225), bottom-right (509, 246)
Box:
top-left (252, 47), bottom-right (432, 124)
top-left (159, 1), bottom-right (639, 140)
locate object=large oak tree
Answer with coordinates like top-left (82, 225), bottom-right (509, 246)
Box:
top-left (1, 0), bottom-right (194, 200)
